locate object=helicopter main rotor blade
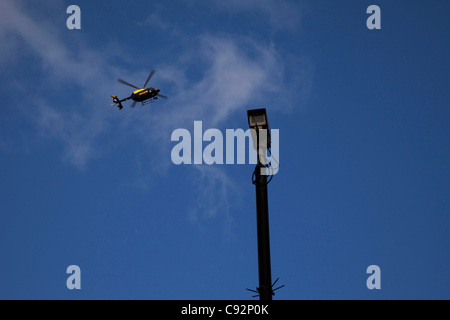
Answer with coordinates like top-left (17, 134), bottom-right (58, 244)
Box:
top-left (130, 101), bottom-right (137, 108)
top-left (157, 94), bottom-right (168, 99)
top-left (143, 70), bottom-right (156, 88)
top-left (118, 78), bottom-right (140, 90)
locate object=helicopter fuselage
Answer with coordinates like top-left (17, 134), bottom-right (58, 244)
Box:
top-left (131, 88), bottom-right (160, 102)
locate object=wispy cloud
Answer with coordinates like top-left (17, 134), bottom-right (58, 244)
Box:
top-left (134, 34), bottom-right (293, 225)
top-left (0, 0), bottom-right (312, 225)
top-left (140, 13), bottom-right (179, 35)
top-left (163, 34), bottom-right (284, 125)
top-left (35, 102), bottom-right (109, 168)
top-left (0, 0), bottom-right (126, 169)
top-left (188, 165), bottom-right (237, 237)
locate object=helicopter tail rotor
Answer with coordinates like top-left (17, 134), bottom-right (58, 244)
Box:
top-left (111, 95), bottom-right (123, 110)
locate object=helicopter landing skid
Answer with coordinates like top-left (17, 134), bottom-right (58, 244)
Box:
top-left (142, 97), bottom-right (158, 106)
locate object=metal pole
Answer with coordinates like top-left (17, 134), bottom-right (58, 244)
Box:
top-left (254, 159), bottom-right (273, 300)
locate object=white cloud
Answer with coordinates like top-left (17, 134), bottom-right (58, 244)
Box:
top-left (193, 35), bottom-right (283, 123)
top-left (132, 35), bottom-right (291, 224)
top-left (141, 13), bottom-right (176, 33)
top-left (141, 34), bottom-right (286, 133)
top-left (0, 0), bottom-right (312, 225)
top-left (188, 165), bottom-right (236, 236)
top-left (35, 103), bottom-right (109, 168)
top-left (0, 0), bottom-right (128, 168)
top-left (0, 1), bottom-right (69, 74)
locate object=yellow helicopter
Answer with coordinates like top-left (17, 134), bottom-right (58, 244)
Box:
top-left (111, 70), bottom-right (167, 109)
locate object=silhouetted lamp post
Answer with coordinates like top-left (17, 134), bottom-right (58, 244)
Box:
top-left (247, 108), bottom-right (273, 301)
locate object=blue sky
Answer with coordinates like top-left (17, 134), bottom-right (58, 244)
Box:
top-left (0, 0), bottom-right (449, 300)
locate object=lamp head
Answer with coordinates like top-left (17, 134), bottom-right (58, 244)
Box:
top-left (247, 108), bottom-right (269, 130)
top-left (247, 108), bottom-right (271, 150)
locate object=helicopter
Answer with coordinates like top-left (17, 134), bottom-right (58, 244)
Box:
top-left (111, 70), bottom-right (167, 110)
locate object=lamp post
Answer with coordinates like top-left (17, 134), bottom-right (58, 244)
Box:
top-left (247, 108), bottom-right (273, 301)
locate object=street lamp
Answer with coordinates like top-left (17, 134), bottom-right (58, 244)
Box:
top-left (247, 108), bottom-right (273, 300)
